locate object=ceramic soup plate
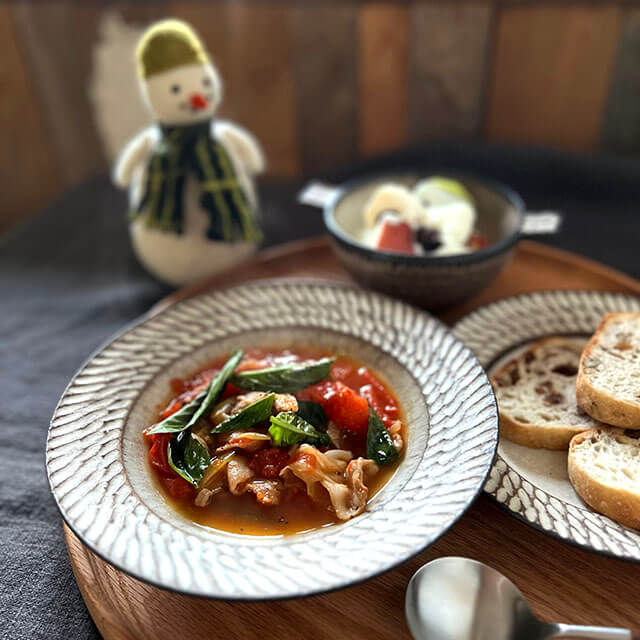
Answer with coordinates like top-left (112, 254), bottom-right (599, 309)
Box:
top-left (47, 281), bottom-right (497, 598)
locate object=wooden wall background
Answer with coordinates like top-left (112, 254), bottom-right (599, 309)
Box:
top-left (2, 0), bottom-right (640, 232)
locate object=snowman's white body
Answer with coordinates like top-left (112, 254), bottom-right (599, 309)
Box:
top-left (126, 122), bottom-right (259, 285)
top-left (114, 61), bottom-right (264, 286)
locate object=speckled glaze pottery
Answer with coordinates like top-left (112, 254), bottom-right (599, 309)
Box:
top-left (306, 173), bottom-right (528, 310)
top-left (47, 281), bottom-right (498, 598)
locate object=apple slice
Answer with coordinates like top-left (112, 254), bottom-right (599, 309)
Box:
top-left (375, 220), bottom-right (414, 254)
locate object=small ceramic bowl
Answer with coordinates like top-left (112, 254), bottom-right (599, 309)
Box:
top-left (300, 172), bottom-right (558, 310)
top-left (47, 281), bottom-right (498, 599)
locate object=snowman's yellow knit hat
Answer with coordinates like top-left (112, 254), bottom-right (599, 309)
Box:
top-left (137, 19), bottom-right (209, 78)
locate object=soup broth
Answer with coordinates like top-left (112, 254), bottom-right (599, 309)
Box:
top-left (145, 347), bottom-right (406, 536)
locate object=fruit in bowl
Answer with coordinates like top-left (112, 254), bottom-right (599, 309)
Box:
top-left (362, 177), bottom-right (489, 257)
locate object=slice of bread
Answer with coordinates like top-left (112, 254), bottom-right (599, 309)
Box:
top-left (576, 312), bottom-right (640, 429)
top-left (568, 428), bottom-right (640, 529)
top-left (491, 337), bottom-right (604, 450)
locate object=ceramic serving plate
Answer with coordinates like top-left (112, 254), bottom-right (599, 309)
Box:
top-left (47, 280), bottom-right (498, 599)
top-left (454, 290), bottom-right (640, 560)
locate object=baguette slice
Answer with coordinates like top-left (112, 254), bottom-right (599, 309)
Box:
top-left (576, 312), bottom-right (640, 428)
top-left (491, 337), bottom-right (604, 449)
top-left (568, 428), bottom-right (640, 529)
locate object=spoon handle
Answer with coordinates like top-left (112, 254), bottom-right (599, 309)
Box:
top-left (554, 625), bottom-right (636, 639)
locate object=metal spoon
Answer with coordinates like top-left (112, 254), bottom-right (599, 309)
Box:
top-left (405, 557), bottom-right (638, 640)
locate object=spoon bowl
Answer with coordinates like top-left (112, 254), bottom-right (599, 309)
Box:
top-left (405, 557), bottom-right (635, 640)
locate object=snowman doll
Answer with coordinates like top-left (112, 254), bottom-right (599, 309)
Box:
top-left (113, 19), bottom-right (264, 286)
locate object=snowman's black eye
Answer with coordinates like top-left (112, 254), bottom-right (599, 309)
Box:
top-left (170, 84), bottom-right (181, 94)
top-left (202, 77), bottom-right (211, 87)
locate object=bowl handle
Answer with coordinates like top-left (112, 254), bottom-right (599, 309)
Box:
top-left (297, 181), bottom-right (342, 208)
top-left (521, 211), bottom-right (562, 235)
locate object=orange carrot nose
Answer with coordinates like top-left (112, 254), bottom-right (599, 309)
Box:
top-left (189, 93), bottom-right (208, 110)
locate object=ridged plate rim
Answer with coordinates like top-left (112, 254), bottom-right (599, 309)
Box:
top-left (47, 279), bottom-right (498, 599)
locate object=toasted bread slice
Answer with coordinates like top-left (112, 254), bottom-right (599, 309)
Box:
top-left (568, 428), bottom-right (640, 529)
top-left (491, 337), bottom-right (603, 449)
top-left (576, 313), bottom-right (640, 428)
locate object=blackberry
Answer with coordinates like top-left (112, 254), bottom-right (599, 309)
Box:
top-left (415, 227), bottom-right (442, 252)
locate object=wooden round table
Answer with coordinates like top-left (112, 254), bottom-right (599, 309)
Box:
top-left (65, 237), bottom-right (640, 639)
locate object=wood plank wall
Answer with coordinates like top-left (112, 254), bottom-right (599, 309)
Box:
top-left (2, 0), bottom-right (640, 232)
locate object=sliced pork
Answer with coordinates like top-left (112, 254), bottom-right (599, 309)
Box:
top-left (227, 456), bottom-right (254, 494)
top-left (280, 445), bottom-right (378, 520)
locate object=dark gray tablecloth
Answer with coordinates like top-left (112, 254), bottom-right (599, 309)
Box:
top-left (2, 144), bottom-right (639, 640)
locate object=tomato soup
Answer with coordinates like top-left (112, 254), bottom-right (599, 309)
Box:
top-left (144, 347), bottom-right (406, 535)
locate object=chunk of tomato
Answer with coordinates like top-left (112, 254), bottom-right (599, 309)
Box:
top-left (158, 397), bottom-right (183, 420)
top-left (249, 448), bottom-right (291, 479)
top-left (148, 433), bottom-right (173, 476)
top-left (161, 476), bottom-right (195, 500)
top-left (170, 378), bottom-right (187, 395)
top-left (359, 383), bottom-right (398, 427)
top-left (297, 380), bottom-right (332, 405)
top-left (220, 382), bottom-right (243, 401)
top-left (303, 381), bottom-right (369, 435)
top-left (331, 362), bottom-right (399, 428)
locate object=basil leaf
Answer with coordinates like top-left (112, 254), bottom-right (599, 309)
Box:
top-left (146, 390), bottom-right (207, 435)
top-left (186, 349), bottom-right (244, 429)
top-left (211, 393), bottom-right (275, 434)
top-left (146, 350), bottom-right (243, 435)
top-left (230, 357), bottom-right (335, 393)
top-left (268, 411), bottom-right (331, 447)
top-left (296, 401), bottom-right (328, 430)
top-left (366, 406), bottom-right (399, 466)
top-left (168, 430), bottom-right (211, 487)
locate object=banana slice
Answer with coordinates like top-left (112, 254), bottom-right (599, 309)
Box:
top-left (363, 184), bottom-right (424, 228)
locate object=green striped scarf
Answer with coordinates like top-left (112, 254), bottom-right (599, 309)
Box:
top-left (132, 120), bottom-right (262, 243)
